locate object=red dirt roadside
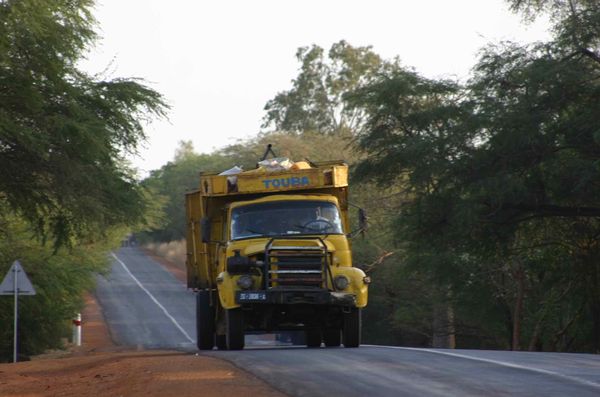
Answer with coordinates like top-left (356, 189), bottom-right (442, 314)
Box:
top-left (0, 253), bottom-right (287, 397)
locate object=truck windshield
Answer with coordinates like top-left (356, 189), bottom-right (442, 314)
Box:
top-left (231, 201), bottom-right (344, 240)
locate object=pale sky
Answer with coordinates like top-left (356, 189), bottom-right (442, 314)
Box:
top-left (80, 0), bottom-right (551, 176)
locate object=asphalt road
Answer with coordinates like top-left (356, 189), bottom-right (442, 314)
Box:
top-left (96, 247), bottom-right (600, 397)
top-left (95, 247), bottom-right (196, 350)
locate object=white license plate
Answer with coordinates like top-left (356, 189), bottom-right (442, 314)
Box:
top-left (239, 292), bottom-right (267, 301)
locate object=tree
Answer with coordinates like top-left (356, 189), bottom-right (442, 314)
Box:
top-left (0, 0), bottom-right (168, 248)
top-left (262, 41), bottom-right (399, 134)
top-left (0, 203), bottom-right (123, 361)
top-left (141, 141), bottom-right (231, 241)
top-left (349, 0), bottom-right (600, 351)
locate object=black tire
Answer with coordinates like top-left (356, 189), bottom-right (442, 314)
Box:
top-left (226, 308), bottom-right (245, 350)
top-left (216, 334), bottom-right (227, 350)
top-left (342, 308), bottom-right (361, 348)
top-left (305, 328), bottom-right (322, 348)
top-left (323, 328), bottom-right (341, 347)
top-left (196, 291), bottom-right (215, 350)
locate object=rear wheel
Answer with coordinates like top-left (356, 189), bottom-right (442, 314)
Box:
top-left (216, 334), bottom-right (227, 350)
top-left (305, 328), bottom-right (322, 348)
top-left (323, 328), bottom-right (341, 347)
top-left (225, 308), bottom-right (245, 350)
top-left (342, 308), bottom-right (361, 348)
top-left (196, 291), bottom-right (215, 350)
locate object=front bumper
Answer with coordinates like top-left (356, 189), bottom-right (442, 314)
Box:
top-left (236, 289), bottom-right (356, 306)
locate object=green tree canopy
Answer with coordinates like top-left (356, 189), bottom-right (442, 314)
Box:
top-left (262, 41), bottom-right (400, 134)
top-left (349, 0), bottom-right (600, 351)
top-left (0, 207), bottom-right (121, 361)
top-left (0, 0), bottom-right (168, 247)
top-left (141, 141), bottom-right (231, 241)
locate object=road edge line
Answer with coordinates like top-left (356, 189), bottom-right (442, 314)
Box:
top-left (365, 345), bottom-right (600, 390)
top-left (110, 252), bottom-right (195, 344)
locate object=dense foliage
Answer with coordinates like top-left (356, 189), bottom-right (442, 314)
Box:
top-left (0, 0), bottom-right (167, 360)
top-left (350, 0), bottom-right (600, 351)
top-left (0, 0), bottom-right (167, 249)
top-left (262, 40), bottom-right (401, 135)
top-left (0, 208), bottom-right (122, 361)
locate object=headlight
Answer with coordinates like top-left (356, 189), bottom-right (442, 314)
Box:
top-left (236, 275), bottom-right (254, 290)
top-left (333, 275), bottom-right (349, 290)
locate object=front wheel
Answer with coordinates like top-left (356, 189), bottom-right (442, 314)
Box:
top-left (225, 308), bottom-right (245, 350)
top-left (342, 308), bottom-right (361, 348)
top-left (323, 328), bottom-right (341, 347)
top-left (305, 328), bottom-right (321, 348)
top-left (196, 291), bottom-right (215, 350)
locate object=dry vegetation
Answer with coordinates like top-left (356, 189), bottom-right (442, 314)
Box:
top-left (145, 240), bottom-right (186, 268)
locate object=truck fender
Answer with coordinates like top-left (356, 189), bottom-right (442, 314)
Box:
top-left (331, 267), bottom-right (369, 308)
top-left (216, 271), bottom-right (241, 310)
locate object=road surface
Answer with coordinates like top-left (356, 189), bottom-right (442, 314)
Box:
top-left (96, 247), bottom-right (600, 397)
top-left (95, 248), bottom-right (196, 350)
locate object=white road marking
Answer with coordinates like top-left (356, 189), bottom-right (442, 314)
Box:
top-left (110, 252), bottom-right (195, 344)
top-left (367, 345), bottom-right (600, 390)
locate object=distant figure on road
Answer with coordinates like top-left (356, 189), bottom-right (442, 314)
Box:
top-left (121, 233), bottom-right (136, 247)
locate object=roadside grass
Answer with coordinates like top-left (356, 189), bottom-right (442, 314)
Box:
top-left (145, 240), bottom-right (186, 268)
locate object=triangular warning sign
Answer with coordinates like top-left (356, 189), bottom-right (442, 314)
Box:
top-left (0, 260), bottom-right (36, 295)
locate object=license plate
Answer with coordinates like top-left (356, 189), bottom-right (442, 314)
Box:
top-left (238, 292), bottom-right (267, 301)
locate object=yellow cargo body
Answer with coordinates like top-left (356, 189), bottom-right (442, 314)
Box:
top-left (185, 160), bottom-right (369, 350)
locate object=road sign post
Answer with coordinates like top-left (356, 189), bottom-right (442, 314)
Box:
top-left (14, 266), bottom-right (17, 362)
top-left (0, 260), bottom-right (36, 363)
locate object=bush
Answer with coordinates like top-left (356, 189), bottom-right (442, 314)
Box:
top-left (0, 211), bottom-right (118, 362)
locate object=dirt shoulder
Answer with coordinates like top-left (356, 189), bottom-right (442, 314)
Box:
top-left (0, 349), bottom-right (285, 397)
top-left (0, 252), bottom-right (286, 397)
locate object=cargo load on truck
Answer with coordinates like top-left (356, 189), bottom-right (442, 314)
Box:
top-left (185, 146), bottom-right (369, 350)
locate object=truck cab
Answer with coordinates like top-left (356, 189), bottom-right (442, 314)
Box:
top-left (185, 160), bottom-right (369, 350)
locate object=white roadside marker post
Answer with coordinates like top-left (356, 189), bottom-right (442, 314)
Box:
top-left (72, 313), bottom-right (82, 346)
top-left (0, 260), bottom-right (37, 363)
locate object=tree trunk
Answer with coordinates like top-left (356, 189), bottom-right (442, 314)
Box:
top-left (591, 261), bottom-right (600, 353)
top-left (432, 292), bottom-right (456, 349)
top-left (527, 319), bottom-right (542, 351)
top-left (512, 265), bottom-right (525, 351)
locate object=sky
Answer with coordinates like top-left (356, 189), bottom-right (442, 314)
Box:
top-left (80, 0), bottom-right (552, 176)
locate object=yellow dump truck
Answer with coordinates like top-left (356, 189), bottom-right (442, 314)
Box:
top-left (185, 156), bottom-right (369, 350)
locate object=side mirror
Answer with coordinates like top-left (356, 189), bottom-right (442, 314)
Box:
top-left (200, 217), bottom-right (211, 243)
top-left (348, 207), bottom-right (368, 238)
top-left (358, 208), bottom-right (368, 235)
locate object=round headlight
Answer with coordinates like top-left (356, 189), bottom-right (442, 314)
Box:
top-left (333, 275), bottom-right (349, 290)
top-left (236, 275), bottom-right (253, 290)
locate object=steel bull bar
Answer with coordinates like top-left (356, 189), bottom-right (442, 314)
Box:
top-left (236, 237), bottom-right (356, 306)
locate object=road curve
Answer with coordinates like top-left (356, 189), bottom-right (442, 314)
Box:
top-left (96, 248), bottom-right (600, 397)
top-left (211, 346), bottom-right (600, 397)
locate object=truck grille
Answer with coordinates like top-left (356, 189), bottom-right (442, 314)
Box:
top-left (265, 238), bottom-right (329, 289)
